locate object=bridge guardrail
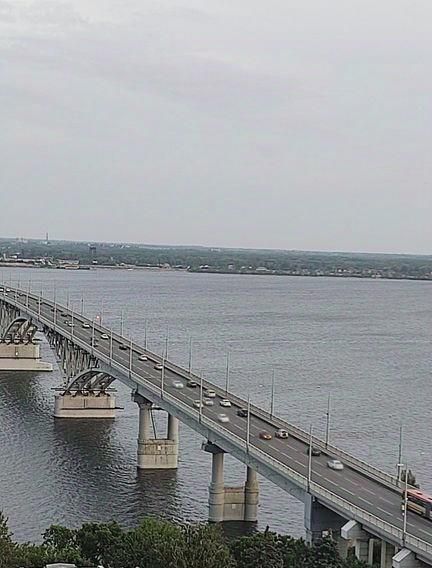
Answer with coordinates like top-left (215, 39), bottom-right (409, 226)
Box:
top-left (3, 292), bottom-right (432, 559)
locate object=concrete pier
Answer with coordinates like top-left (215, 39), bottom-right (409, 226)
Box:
top-left (0, 342), bottom-right (52, 372)
top-left (304, 494), bottom-right (347, 555)
top-left (205, 442), bottom-right (259, 522)
top-left (134, 394), bottom-right (179, 469)
top-left (54, 392), bottom-right (115, 418)
top-left (380, 540), bottom-right (395, 568)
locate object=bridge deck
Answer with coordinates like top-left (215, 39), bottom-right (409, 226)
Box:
top-left (1, 288), bottom-right (431, 563)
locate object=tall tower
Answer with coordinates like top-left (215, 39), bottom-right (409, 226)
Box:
top-left (45, 232), bottom-right (49, 245)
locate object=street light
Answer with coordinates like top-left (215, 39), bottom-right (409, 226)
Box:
top-left (307, 424), bottom-right (313, 492)
top-left (401, 463), bottom-right (409, 546)
top-left (165, 327), bottom-right (169, 359)
top-left (397, 425), bottom-right (404, 483)
top-left (161, 356), bottom-right (165, 398)
top-left (188, 337), bottom-right (193, 375)
top-left (325, 394), bottom-right (331, 448)
top-left (199, 372), bottom-right (203, 423)
top-left (225, 350), bottom-right (230, 393)
top-left (246, 395), bottom-right (251, 452)
top-left (270, 369), bottom-right (275, 417)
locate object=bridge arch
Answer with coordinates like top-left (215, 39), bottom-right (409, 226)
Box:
top-left (64, 368), bottom-right (116, 394)
top-left (2, 318), bottom-right (38, 342)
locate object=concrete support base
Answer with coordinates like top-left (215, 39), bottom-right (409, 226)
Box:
top-left (0, 342), bottom-right (52, 371)
top-left (137, 439), bottom-right (178, 469)
top-left (341, 520), bottom-right (371, 564)
top-left (54, 393), bottom-right (115, 418)
top-left (205, 443), bottom-right (259, 522)
top-left (135, 394), bottom-right (179, 469)
top-left (393, 548), bottom-right (423, 568)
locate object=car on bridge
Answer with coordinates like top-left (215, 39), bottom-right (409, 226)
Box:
top-left (172, 380), bottom-right (184, 389)
top-left (193, 400), bottom-right (203, 409)
top-left (218, 413), bottom-right (230, 423)
top-left (237, 408), bottom-right (248, 417)
top-left (306, 446), bottom-right (322, 456)
top-left (138, 354), bottom-right (148, 361)
top-left (203, 398), bottom-right (214, 406)
top-left (327, 458), bottom-right (344, 471)
top-left (219, 399), bottom-right (231, 407)
top-left (119, 344), bottom-right (128, 351)
top-left (154, 363), bottom-right (163, 370)
top-left (101, 333), bottom-right (109, 340)
top-left (82, 323), bottom-right (90, 329)
top-left (275, 429), bottom-right (289, 439)
top-left (187, 381), bottom-right (198, 388)
top-left (259, 431), bottom-right (272, 440)
top-left (205, 389), bottom-right (216, 398)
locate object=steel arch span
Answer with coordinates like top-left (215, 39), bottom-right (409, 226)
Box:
top-left (64, 368), bottom-right (117, 394)
top-left (2, 317), bottom-right (38, 342)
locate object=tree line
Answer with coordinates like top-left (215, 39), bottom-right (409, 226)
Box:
top-left (0, 512), bottom-right (369, 568)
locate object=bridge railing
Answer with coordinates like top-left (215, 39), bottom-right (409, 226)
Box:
top-left (4, 289), bottom-right (399, 491)
top-left (5, 291), bottom-right (432, 557)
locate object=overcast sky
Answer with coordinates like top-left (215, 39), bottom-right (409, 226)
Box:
top-left (1, 1), bottom-right (431, 253)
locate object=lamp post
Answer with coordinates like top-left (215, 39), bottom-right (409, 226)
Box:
top-left (402, 464), bottom-right (409, 546)
top-left (246, 395), bottom-right (251, 452)
top-left (225, 350), bottom-right (230, 393)
top-left (38, 292), bottom-right (42, 317)
top-left (110, 329), bottom-right (113, 360)
top-left (120, 310), bottom-right (124, 336)
top-left (270, 369), bottom-right (275, 417)
top-left (129, 336), bottom-right (133, 374)
top-left (325, 394), bottom-right (331, 448)
top-left (199, 372), bottom-right (203, 423)
top-left (161, 356), bottom-right (165, 398)
top-left (188, 337), bottom-right (193, 375)
top-left (144, 319), bottom-right (148, 350)
top-left (397, 425), bottom-right (403, 483)
top-left (80, 297), bottom-right (84, 316)
top-left (165, 327), bottom-right (169, 359)
top-left (307, 424), bottom-right (313, 492)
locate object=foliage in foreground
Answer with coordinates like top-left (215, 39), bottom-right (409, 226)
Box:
top-left (0, 512), bottom-right (368, 568)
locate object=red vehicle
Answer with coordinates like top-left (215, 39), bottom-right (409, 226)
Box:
top-left (404, 489), bottom-right (432, 520)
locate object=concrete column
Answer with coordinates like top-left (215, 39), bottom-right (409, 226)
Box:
top-left (167, 414), bottom-right (179, 441)
top-left (134, 394), bottom-right (178, 470)
top-left (209, 451), bottom-right (225, 522)
top-left (368, 538), bottom-right (376, 566)
top-left (244, 467), bottom-right (259, 522)
top-left (138, 402), bottom-right (152, 442)
top-left (380, 541), bottom-right (395, 568)
top-left (305, 494), bottom-right (346, 544)
top-left (354, 539), bottom-right (369, 564)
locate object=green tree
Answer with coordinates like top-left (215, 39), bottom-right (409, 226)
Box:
top-left (230, 531), bottom-right (284, 568)
top-left (0, 512), bottom-right (17, 568)
top-left (166, 524), bottom-right (233, 568)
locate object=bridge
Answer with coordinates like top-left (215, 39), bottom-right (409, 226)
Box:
top-left (0, 285), bottom-right (430, 568)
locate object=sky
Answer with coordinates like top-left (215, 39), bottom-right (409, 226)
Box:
top-left (1, 1), bottom-right (431, 254)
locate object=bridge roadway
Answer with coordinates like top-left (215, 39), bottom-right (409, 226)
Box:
top-left (2, 289), bottom-right (432, 562)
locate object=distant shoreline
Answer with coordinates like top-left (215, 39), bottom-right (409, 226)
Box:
top-left (1, 262), bottom-right (431, 283)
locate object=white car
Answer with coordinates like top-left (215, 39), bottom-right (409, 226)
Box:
top-left (82, 323), bottom-right (90, 329)
top-left (275, 429), bottom-right (289, 439)
top-left (218, 413), bottom-right (230, 423)
top-left (154, 363), bottom-right (163, 370)
top-left (172, 380), bottom-right (184, 389)
top-left (193, 400), bottom-right (203, 409)
top-left (203, 398), bottom-right (214, 406)
top-left (219, 399), bottom-right (231, 408)
top-left (327, 459), bottom-right (344, 471)
top-left (138, 354), bottom-right (148, 361)
top-left (101, 333), bottom-right (109, 340)
top-left (205, 389), bottom-right (216, 398)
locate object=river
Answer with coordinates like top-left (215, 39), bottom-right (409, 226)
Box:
top-left (0, 268), bottom-right (431, 542)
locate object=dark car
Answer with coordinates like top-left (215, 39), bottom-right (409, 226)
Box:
top-left (237, 408), bottom-right (248, 417)
top-left (187, 381), bottom-right (198, 388)
top-left (119, 344), bottom-right (128, 350)
top-left (306, 446), bottom-right (321, 457)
